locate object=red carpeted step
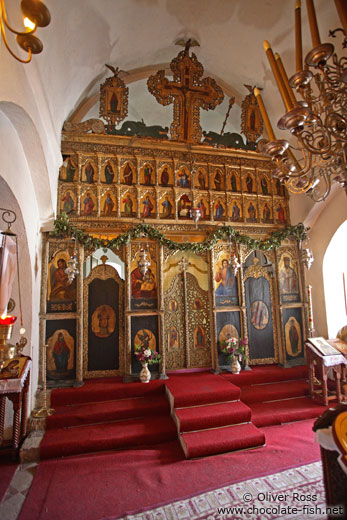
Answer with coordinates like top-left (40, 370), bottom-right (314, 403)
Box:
top-left (240, 379), bottom-right (309, 404)
top-left (50, 378), bottom-right (166, 407)
top-left (250, 397), bottom-right (328, 427)
top-left (180, 422), bottom-right (265, 458)
top-left (175, 401), bottom-right (252, 433)
top-left (221, 364), bottom-right (308, 387)
top-left (46, 395), bottom-right (170, 430)
top-left (166, 372), bottom-right (240, 407)
top-left (40, 415), bottom-right (177, 460)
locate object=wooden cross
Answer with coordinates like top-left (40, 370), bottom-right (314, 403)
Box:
top-left (148, 42), bottom-right (224, 143)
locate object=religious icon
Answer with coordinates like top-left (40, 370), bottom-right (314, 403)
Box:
top-left (241, 87), bottom-right (263, 145)
top-left (84, 162), bottom-right (95, 183)
top-left (230, 171), bottom-right (238, 192)
top-left (61, 157), bottom-right (77, 182)
top-left (262, 202), bottom-right (272, 223)
top-left (168, 326), bottom-right (179, 349)
top-left (91, 304), bottom-right (116, 338)
top-left (261, 176), bottom-right (269, 195)
top-left (122, 192), bottom-right (134, 217)
top-left (285, 317), bottom-right (302, 357)
top-left (134, 328), bottom-right (156, 353)
top-left (219, 324), bottom-right (239, 345)
top-left (0, 358), bottom-right (21, 379)
top-left (131, 250), bottom-right (157, 309)
top-left (103, 162), bottom-right (115, 184)
top-left (142, 195), bottom-right (154, 218)
top-left (177, 168), bottom-right (190, 188)
top-left (160, 195), bottom-right (173, 218)
top-left (102, 192), bottom-right (115, 216)
top-left (48, 253), bottom-right (77, 303)
top-left (279, 255), bottom-right (299, 301)
top-left (61, 190), bottom-right (75, 215)
top-left (194, 298), bottom-right (203, 310)
top-left (82, 192), bottom-right (96, 216)
top-left (214, 200), bottom-right (225, 220)
top-left (250, 300), bottom-right (269, 330)
top-left (178, 195), bottom-right (191, 218)
top-left (276, 203), bottom-right (286, 224)
top-left (247, 201), bottom-right (257, 222)
top-left (194, 326), bottom-right (206, 348)
top-left (197, 198), bottom-right (208, 220)
top-left (46, 328), bottom-right (75, 379)
top-left (231, 201), bottom-right (241, 221)
top-left (141, 164), bottom-right (153, 186)
top-left (275, 179), bottom-right (284, 196)
top-left (214, 169), bottom-right (223, 191)
top-left (99, 66), bottom-right (129, 127)
top-left (169, 299), bottom-right (178, 311)
top-left (245, 174), bottom-right (253, 193)
top-left (197, 168), bottom-right (207, 190)
top-left (122, 162), bottom-right (134, 185)
top-left (215, 256), bottom-right (238, 306)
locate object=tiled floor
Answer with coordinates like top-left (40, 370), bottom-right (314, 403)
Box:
top-left (0, 462), bottom-right (37, 520)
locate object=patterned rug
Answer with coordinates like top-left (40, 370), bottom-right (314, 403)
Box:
top-left (118, 461), bottom-right (328, 520)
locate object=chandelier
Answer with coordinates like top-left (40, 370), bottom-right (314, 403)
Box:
top-left (0, 0), bottom-right (51, 63)
top-left (255, 0), bottom-right (346, 202)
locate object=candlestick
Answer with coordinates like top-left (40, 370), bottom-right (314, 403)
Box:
top-left (263, 40), bottom-right (293, 111)
top-left (306, 0), bottom-right (321, 48)
top-left (307, 285), bottom-right (315, 337)
top-left (254, 88), bottom-right (276, 141)
top-left (295, 0), bottom-right (303, 71)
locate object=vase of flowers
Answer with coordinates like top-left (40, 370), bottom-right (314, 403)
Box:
top-left (134, 344), bottom-right (161, 383)
top-left (221, 337), bottom-right (248, 374)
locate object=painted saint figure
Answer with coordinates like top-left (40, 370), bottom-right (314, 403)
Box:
top-left (246, 175), bottom-right (253, 193)
top-left (103, 193), bottom-right (114, 216)
top-left (110, 91), bottom-right (119, 113)
top-left (215, 259), bottom-right (237, 296)
top-left (289, 318), bottom-right (299, 354)
top-left (231, 173), bottom-right (237, 192)
top-left (123, 195), bottom-right (133, 217)
top-left (65, 159), bottom-right (76, 182)
top-left (231, 202), bottom-right (240, 221)
top-left (105, 163), bottom-right (114, 184)
top-left (247, 202), bottom-right (256, 221)
top-left (83, 192), bottom-right (95, 216)
top-left (198, 170), bottom-right (206, 190)
top-left (85, 163), bottom-right (94, 183)
top-left (279, 257), bottom-right (298, 294)
top-left (53, 332), bottom-right (70, 373)
top-left (161, 167), bottom-right (169, 186)
top-left (123, 163), bottom-right (133, 185)
top-left (197, 199), bottom-right (207, 219)
top-left (214, 170), bottom-right (222, 191)
top-left (276, 203), bottom-right (286, 224)
top-left (161, 196), bottom-right (172, 218)
top-left (261, 177), bottom-right (268, 195)
top-left (50, 258), bottom-right (76, 301)
top-left (177, 170), bottom-right (190, 188)
top-left (142, 196), bottom-right (154, 218)
top-left (263, 203), bottom-right (271, 222)
top-left (215, 201), bottom-right (224, 219)
top-left (62, 191), bottom-right (74, 214)
top-left (143, 165), bottom-right (152, 185)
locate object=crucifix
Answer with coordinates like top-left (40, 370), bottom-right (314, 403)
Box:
top-left (148, 40), bottom-right (224, 143)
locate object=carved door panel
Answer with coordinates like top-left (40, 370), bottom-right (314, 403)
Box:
top-left (83, 264), bottom-right (124, 378)
top-left (244, 259), bottom-right (277, 364)
top-left (164, 271), bottom-right (211, 369)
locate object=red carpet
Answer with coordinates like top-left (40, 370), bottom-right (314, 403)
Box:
top-left (0, 461), bottom-right (17, 503)
top-left (19, 419), bottom-right (321, 520)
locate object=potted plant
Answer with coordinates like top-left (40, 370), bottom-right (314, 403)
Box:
top-left (134, 344), bottom-right (161, 383)
top-left (221, 337), bottom-right (248, 374)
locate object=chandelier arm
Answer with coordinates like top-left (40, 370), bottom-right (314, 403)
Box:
top-left (0, 0), bottom-right (37, 36)
top-left (0, 16), bottom-right (32, 63)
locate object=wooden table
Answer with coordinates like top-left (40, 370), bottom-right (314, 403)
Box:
top-left (0, 356), bottom-right (31, 455)
top-left (306, 343), bottom-right (346, 407)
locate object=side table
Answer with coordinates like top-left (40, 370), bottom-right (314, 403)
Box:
top-left (0, 356), bottom-right (31, 456)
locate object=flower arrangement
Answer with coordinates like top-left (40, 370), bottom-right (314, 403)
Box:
top-left (221, 337), bottom-right (248, 364)
top-left (134, 344), bottom-right (161, 365)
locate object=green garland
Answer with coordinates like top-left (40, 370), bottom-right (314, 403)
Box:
top-left (51, 213), bottom-right (308, 253)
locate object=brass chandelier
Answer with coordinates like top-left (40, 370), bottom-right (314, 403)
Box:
top-left (0, 0), bottom-right (51, 63)
top-left (255, 0), bottom-right (346, 202)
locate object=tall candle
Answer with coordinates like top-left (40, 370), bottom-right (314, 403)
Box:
top-left (306, 0), bottom-right (321, 48)
top-left (263, 40), bottom-right (293, 111)
top-left (334, 0), bottom-right (347, 34)
top-left (275, 52), bottom-right (297, 106)
top-left (307, 285), bottom-right (314, 336)
top-left (254, 88), bottom-right (276, 141)
top-left (295, 0), bottom-right (303, 71)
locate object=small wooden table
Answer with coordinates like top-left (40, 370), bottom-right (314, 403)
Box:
top-left (306, 343), bottom-right (346, 407)
top-left (0, 356), bottom-right (31, 455)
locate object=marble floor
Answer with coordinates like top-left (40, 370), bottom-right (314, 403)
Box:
top-left (0, 462), bottom-right (37, 520)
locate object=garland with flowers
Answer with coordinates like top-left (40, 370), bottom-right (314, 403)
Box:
top-left (51, 212), bottom-right (308, 253)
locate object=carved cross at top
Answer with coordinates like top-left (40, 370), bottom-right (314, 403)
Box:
top-left (178, 257), bottom-right (190, 273)
top-left (148, 45), bottom-right (224, 143)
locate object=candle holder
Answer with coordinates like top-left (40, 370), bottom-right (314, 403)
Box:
top-left (32, 344), bottom-right (55, 418)
top-left (0, 322), bottom-right (18, 369)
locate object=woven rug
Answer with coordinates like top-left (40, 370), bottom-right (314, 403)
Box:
top-left (117, 461), bottom-right (327, 520)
